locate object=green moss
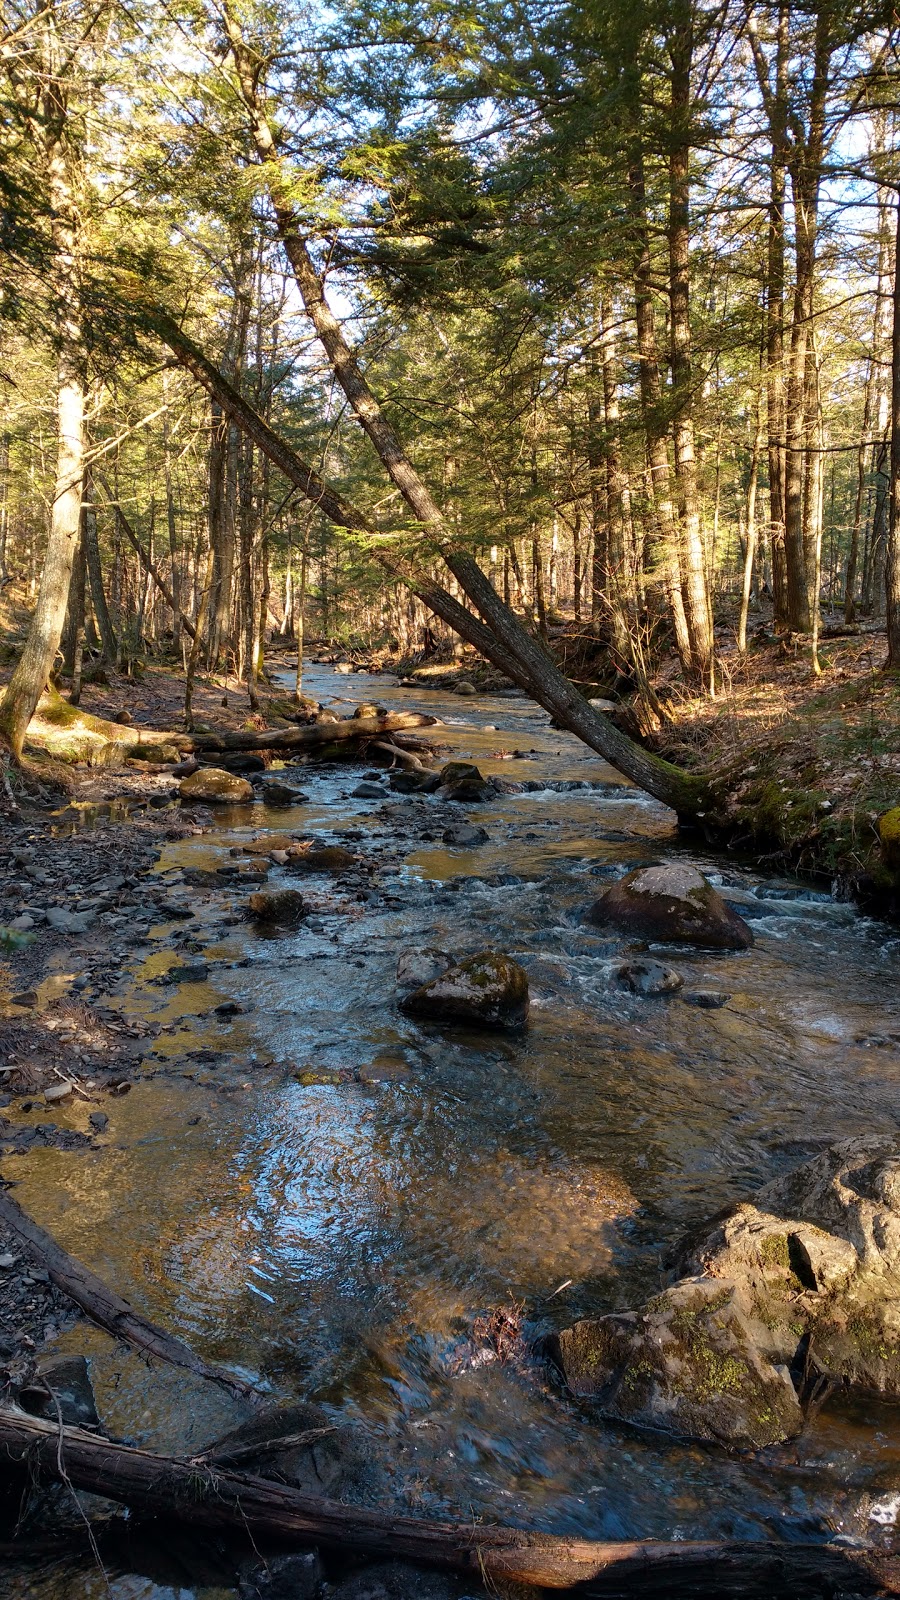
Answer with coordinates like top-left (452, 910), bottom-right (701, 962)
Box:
top-left (759, 1233), bottom-right (790, 1270)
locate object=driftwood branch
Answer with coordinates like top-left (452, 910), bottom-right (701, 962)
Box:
top-left (370, 740), bottom-right (426, 769)
top-left (183, 712), bottom-right (439, 755)
top-left (0, 1188), bottom-right (256, 1402)
top-left (0, 1410), bottom-right (896, 1597)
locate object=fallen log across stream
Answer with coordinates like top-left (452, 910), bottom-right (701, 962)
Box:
top-left (0, 1187), bottom-right (257, 1402)
top-left (0, 1409), bottom-right (898, 1597)
top-left (180, 712), bottom-right (440, 755)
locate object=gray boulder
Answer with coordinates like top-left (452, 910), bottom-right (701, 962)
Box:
top-left (551, 1137), bottom-right (900, 1449)
top-left (588, 864), bottom-right (753, 950)
top-left (400, 950), bottom-right (529, 1029)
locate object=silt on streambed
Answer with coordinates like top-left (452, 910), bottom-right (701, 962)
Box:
top-left (2, 662), bottom-right (900, 1597)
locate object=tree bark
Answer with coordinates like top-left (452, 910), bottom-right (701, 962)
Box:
top-left (2, 1411), bottom-right (897, 1597)
top-left (82, 462), bottom-right (117, 663)
top-left (886, 187), bottom-right (900, 667)
top-left (667, 5), bottom-right (714, 688)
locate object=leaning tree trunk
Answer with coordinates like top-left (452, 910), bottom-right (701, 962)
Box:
top-left (151, 312), bottom-right (708, 818)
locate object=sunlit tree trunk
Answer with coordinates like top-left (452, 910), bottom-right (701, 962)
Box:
top-left (667, 4), bottom-right (713, 689)
top-left (0, 21), bottom-right (86, 758)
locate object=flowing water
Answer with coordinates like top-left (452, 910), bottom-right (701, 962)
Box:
top-left (3, 663), bottom-right (900, 1597)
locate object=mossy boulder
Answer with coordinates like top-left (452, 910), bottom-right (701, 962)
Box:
top-left (400, 949), bottom-right (529, 1029)
top-left (552, 1137), bottom-right (900, 1450)
top-left (178, 768), bottom-right (254, 805)
top-left (247, 888), bottom-right (305, 926)
top-left (587, 864), bottom-right (753, 950)
top-left (551, 1278), bottom-right (803, 1450)
top-left (878, 807), bottom-right (900, 871)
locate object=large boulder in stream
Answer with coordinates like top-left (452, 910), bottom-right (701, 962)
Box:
top-left (400, 949), bottom-right (529, 1029)
top-left (179, 767), bottom-right (254, 805)
top-left (550, 1137), bottom-right (900, 1449)
top-left (587, 864), bottom-right (753, 950)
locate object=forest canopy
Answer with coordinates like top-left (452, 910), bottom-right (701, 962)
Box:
top-left (0, 0), bottom-right (899, 769)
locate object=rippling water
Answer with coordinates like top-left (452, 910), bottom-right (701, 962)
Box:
top-left (4, 663), bottom-right (900, 1596)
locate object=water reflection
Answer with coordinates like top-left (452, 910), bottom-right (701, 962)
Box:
top-left (4, 662), bottom-right (900, 1595)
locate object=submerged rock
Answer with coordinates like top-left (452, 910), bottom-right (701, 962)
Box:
top-left (587, 864), bottom-right (754, 950)
top-left (400, 950), bottom-right (529, 1029)
top-left (239, 1550), bottom-right (321, 1600)
top-left (247, 889), bottom-right (305, 926)
top-left (325, 1562), bottom-right (483, 1600)
top-left (613, 958), bottom-right (683, 996)
top-left (552, 1137), bottom-right (900, 1449)
top-left (179, 768), bottom-right (254, 805)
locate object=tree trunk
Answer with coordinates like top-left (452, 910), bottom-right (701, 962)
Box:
top-left (667, 6), bottom-right (713, 688)
top-left (82, 462), bottom-right (117, 662)
top-left (886, 187), bottom-right (900, 667)
top-left (738, 399), bottom-right (763, 654)
top-left (1, 1411), bottom-right (897, 1598)
top-left (622, 114), bottom-right (693, 675)
top-left (155, 313), bottom-right (708, 817)
top-left (0, 360), bottom-right (84, 757)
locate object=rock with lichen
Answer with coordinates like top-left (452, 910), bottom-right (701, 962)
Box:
top-left (587, 864), bottom-right (753, 950)
top-left (551, 1138), bottom-right (900, 1448)
top-left (400, 950), bottom-right (529, 1028)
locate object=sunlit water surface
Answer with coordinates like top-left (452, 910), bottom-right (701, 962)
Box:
top-left (3, 663), bottom-right (900, 1596)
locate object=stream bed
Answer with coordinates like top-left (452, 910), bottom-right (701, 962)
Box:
top-left (3, 662), bottom-right (900, 1597)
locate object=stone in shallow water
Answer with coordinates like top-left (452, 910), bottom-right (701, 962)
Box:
top-left (261, 781), bottom-right (309, 807)
top-left (247, 889), bottom-right (305, 926)
top-left (396, 948), bottom-right (455, 995)
top-left (587, 863), bottom-right (754, 950)
top-left (179, 768), bottom-right (254, 805)
top-left (442, 822), bottom-right (489, 847)
top-left (400, 950), bottom-right (529, 1029)
top-left (613, 958), bottom-right (683, 996)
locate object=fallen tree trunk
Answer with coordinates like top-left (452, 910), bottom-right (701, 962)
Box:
top-left (0, 1410), bottom-right (896, 1597)
top-left (184, 712), bottom-right (439, 755)
top-left (0, 1188), bottom-right (256, 1402)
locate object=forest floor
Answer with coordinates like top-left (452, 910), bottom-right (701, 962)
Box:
top-left (653, 619), bottom-right (900, 898)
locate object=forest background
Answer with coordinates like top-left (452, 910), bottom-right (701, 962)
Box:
top-left (1, 0), bottom-right (900, 875)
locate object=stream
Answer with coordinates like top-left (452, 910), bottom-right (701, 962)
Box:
top-left (3, 662), bottom-right (900, 1597)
